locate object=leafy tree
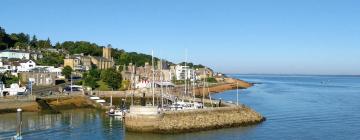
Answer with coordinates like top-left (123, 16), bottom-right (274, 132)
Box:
top-left (0, 72), bottom-right (19, 87)
top-left (83, 75), bottom-right (98, 89)
top-left (14, 42), bottom-right (28, 50)
top-left (88, 68), bottom-right (101, 79)
top-left (62, 66), bottom-right (73, 79)
top-left (36, 51), bottom-right (65, 67)
top-left (206, 77), bottom-right (217, 83)
top-left (16, 33), bottom-right (30, 44)
top-left (179, 62), bottom-right (206, 69)
top-left (82, 67), bottom-right (100, 89)
top-left (0, 42), bottom-right (7, 50)
top-left (100, 68), bottom-right (122, 90)
top-left (57, 41), bottom-right (102, 56)
top-left (30, 35), bottom-right (37, 47)
top-left (36, 39), bottom-right (52, 49)
top-left (114, 50), bottom-right (159, 67)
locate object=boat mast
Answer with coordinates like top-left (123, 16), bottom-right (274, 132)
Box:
top-left (131, 64), bottom-right (135, 106)
top-left (184, 49), bottom-right (188, 101)
top-left (204, 67), bottom-right (213, 108)
top-left (160, 59), bottom-right (164, 109)
top-left (110, 88), bottom-right (113, 107)
top-left (152, 50), bottom-right (155, 106)
top-left (192, 70), bottom-right (196, 103)
top-left (207, 82), bottom-right (213, 108)
top-left (70, 72), bottom-right (73, 94)
top-left (202, 67), bottom-right (206, 105)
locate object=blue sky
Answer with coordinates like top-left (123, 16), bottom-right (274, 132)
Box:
top-left (1, 0), bottom-right (359, 75)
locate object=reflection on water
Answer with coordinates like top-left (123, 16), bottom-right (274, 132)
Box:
top-left (1, 75), bottom-right (360, 140)
top-left (0, 109), bottom-right (125, 140)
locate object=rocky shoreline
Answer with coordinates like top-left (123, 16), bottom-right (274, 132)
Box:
top-left (193, 77), bottom-right (253, 97)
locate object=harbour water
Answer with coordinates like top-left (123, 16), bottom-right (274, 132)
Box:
top-left (1, 74), bottom-right (360, 140)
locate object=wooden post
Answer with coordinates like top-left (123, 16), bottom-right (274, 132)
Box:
top-left (14, 108), bottom-right (23, 140)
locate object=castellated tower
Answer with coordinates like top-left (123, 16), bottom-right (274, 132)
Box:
top-left (103, 44), bottom-right (112, 59)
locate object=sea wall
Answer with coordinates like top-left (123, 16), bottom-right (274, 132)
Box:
top-left (0, 96), bottom-right (100, 114)
top-left (125, 106), bottom-right (265, 133)
top-left (0, 96), bottom-right (39, 114)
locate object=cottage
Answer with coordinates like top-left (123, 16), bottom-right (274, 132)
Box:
top-left (16, 59), bottom-right (36, 72)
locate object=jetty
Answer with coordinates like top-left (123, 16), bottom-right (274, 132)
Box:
top-left (125, 105), bottom-right (265, 133)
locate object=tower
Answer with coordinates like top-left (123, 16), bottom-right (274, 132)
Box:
top-left (103, 44), bottom-right (112, 59)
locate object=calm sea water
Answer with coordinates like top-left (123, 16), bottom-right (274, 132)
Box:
top-left (1, 74), bottom-right (360, 140)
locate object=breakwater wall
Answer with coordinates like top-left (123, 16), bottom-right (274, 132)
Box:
top-left (125, 106), bottom-right (265, 133)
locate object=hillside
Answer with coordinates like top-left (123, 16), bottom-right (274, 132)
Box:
top-left (0, 26), bottom-right (205, 68)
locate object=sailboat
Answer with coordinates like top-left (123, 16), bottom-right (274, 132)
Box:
top-left (107, 97), bottom-right (126, 117)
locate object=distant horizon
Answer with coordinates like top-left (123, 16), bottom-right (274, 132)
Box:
top-left (226, 73), bottom-right (360, 76)
top-left (1, 0), bottom-right (359, 75)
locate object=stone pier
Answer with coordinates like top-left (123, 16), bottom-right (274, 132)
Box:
top-left (125, 105), bottom-right (265, 133)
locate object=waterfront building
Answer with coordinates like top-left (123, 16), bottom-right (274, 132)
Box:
top-left (19, 66), bottom-right (63, 86)
top-left (175, 65), bottom-right (196, 81)
top-left (195, 68), bottom-right (214, 79)
top-left (121, 62), bottom-right (175, 89)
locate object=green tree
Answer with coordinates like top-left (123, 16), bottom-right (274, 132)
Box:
top-left (16, 33), bottom-right (30, 44)
top-left (36, 39), bottom-right (52, 49)
top-left (82, 67), bottom-right (100, 89)
top-left (0, 72), bottom-right (19, 87)
top-left (30, 35), bottom-right (37, 47)
top-left (179, 62), bottom-right (206, 69)
top-left (62, 66), bottom-right (73, 79)
top-left (84, 75), bottom-right (98, 89)
top-left (100, 68), bottom-right (122, 90)
top-left (14, 42), bottom-right (28, 50)
top-left (36, 51), bottom-right (65, 67)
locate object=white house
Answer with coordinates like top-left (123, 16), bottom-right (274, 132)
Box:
top-left (17, 60), bottom-right (36, 72)
top-left (175, 65), bottom-right (196, 81)
top-left (0, 50), bottom-right (30, 60)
